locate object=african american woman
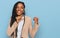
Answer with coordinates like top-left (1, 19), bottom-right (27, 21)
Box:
top-left (7, 1), bottom-right (39, 38)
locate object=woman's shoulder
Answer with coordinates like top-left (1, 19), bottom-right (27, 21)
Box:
top-left (25, 16), bottom-right (32, 20)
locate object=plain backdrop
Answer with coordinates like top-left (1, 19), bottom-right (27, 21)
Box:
top-left (0, 0), bottom-right (60, 38)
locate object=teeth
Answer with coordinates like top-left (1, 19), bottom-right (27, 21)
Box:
top-left (18, 11), bottom-right (21, 13)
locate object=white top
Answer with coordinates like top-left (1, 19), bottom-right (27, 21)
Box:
top-left (17, 16), bottom-right (24, 38)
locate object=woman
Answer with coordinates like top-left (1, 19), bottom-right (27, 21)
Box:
top-left (7, 1), bottom-right (39, 38)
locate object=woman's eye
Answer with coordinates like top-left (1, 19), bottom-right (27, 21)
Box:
top-left (21, 7), bottom-right (24, 9)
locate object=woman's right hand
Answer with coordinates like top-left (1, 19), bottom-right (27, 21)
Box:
top-left (16, 16), bottom-right (22, 23)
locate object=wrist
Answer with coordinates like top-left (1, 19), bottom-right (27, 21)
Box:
top-left (35, 22), bottom-right (38, 24)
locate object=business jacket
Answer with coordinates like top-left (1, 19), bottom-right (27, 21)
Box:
top-left (7, 16), bottom-right (39, 38)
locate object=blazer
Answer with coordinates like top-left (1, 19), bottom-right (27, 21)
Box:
top-left (7, 16), bottom-right (39, 38)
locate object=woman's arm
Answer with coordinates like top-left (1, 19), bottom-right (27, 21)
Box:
top-left (7, 16), bottom-right (23, 36)
top-left (7, 19), bottom-right (18, 36)
top-left (29, 18), bottom-right (39, 38)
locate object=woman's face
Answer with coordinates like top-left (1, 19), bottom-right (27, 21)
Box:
top-left (16, 3), bottom-right (24, 16)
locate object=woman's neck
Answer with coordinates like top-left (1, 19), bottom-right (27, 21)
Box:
top-left (16, 15), bottom-right (23, 23)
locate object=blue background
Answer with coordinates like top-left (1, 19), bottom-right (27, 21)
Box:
top-left (0, 0), bottom-right (60, 38)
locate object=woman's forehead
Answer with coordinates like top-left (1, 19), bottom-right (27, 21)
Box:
top-left (17, 3), bottom-right (24, 7)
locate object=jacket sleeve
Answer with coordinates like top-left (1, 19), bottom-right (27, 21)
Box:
top-left (29, 18), bottom-right (39, 38)
top-left (7, 19), bottom-right (18, 36)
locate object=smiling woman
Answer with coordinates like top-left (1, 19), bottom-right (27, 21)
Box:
top-left (7, 1), bottom-right (39, 38)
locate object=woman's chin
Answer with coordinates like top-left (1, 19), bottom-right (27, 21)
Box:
top-left (17, 13), bottom-right (22, 16)
top-left (17, 14), bottom-right (23, 16)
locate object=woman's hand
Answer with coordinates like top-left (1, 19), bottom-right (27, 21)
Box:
top-left (16, 16), bottom-right (22, 23)
top-left (33, 17), bottom-right (38, 24)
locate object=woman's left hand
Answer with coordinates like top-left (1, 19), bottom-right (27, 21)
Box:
top-left (33, 17), bottom-right (38, 24)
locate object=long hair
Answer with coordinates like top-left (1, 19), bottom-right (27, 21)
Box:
top-left (10, 1), bottom-right (25, 27)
